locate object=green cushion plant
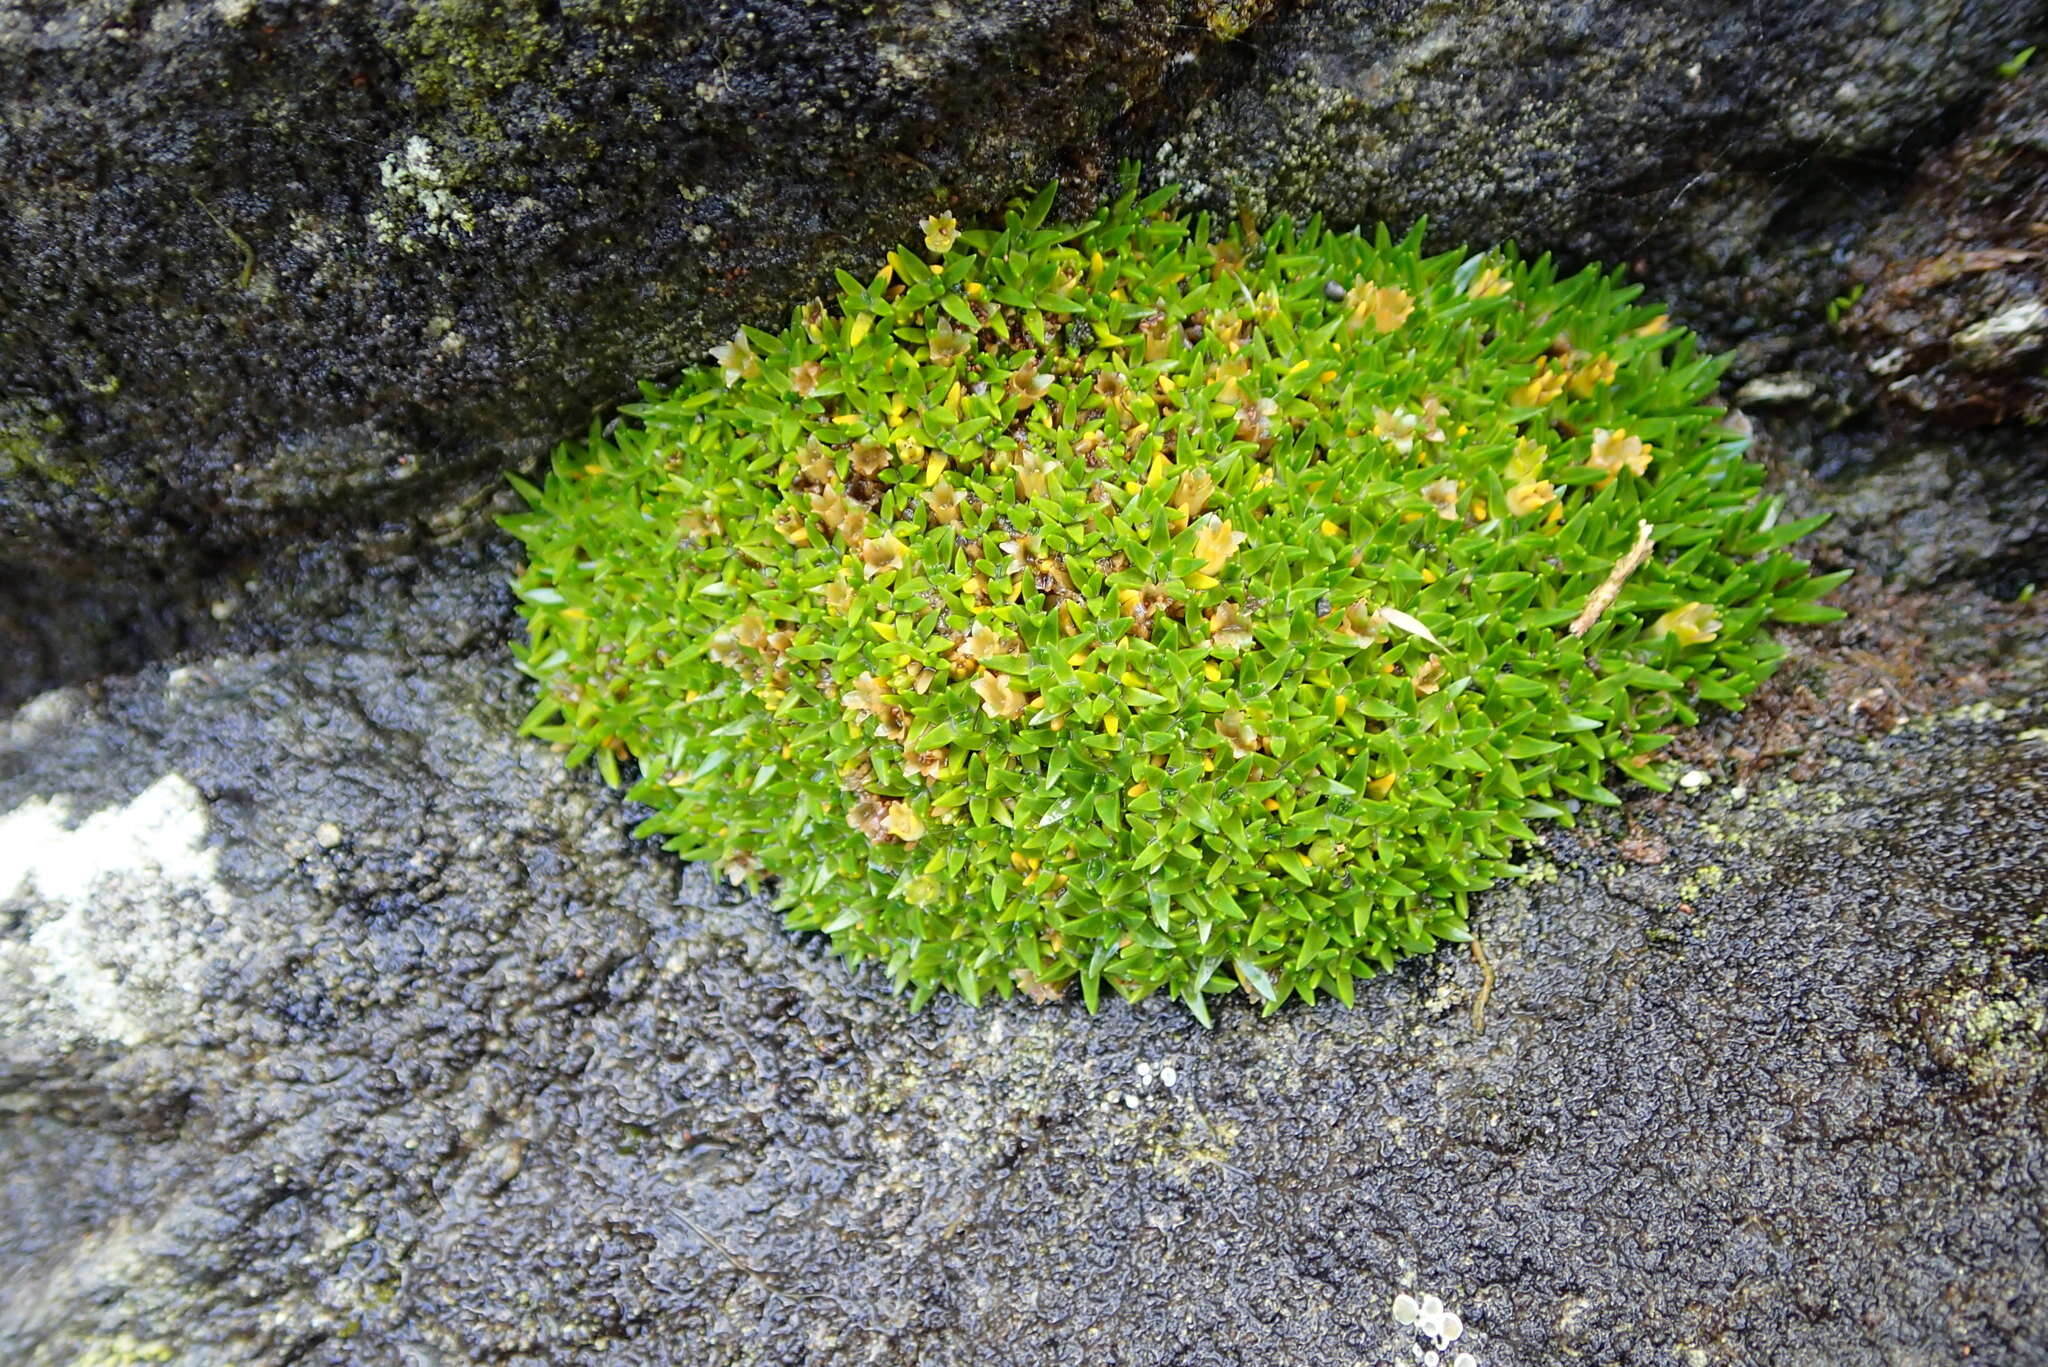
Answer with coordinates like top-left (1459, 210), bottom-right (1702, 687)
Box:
top-left (503, 177), bottom-right (1845, 1020)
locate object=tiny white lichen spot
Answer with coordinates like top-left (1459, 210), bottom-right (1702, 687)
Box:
top-left (0, 773), bottom-right (231, 1047)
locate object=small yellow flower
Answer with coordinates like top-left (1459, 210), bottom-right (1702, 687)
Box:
top-left (1506, 479), bottom-right (1558, 516)
top-left (1210, 354), bottom-right (1250, 401)
top-left (860, 531), bottom-right (910, 579)
top-left (1216, 709), bottom-right (1261, 757)
top-left (1371, 284), bottom-right (1415, 333)
top-left (884, 802), bottom-right (926, 843)
top-left (921, 213), bottom-right (959, 254)
top-left (1510, 358), bottom-right (1567, 407)
top-left (1372, 405), bottom-right (1420, 455)
top-left (972, 672), bottom-right (1030, 720)
top-left (1652, 601), bottom-right (1722, 647)
top-left (927, 318), bottom-right (972, 364)
top-left (1567, 352), bottom-right (1617, 398)
top-left (773, 510), bottom-right (810, 545)
top-left (1587, 427), bottom-right (1653, 481)
top-left (1420, 477), bottom-right (1461, 521)
top-left (1505, 435), bottom-right (1547, 483)
top-left (1416, 394), bottom-right (1450, 444)
top-left (1208, 600), bottom-right (1255, 649)
top-left (1336, 599), bottom-right (1384, 643)
top-left (1006, 357), bottom-right (1054, 405)
top-left (924, 479), bottom-right (963, 524)
top-left (1411, 655), bottom-right (1445, 696)
top-left (797, 442), bottom-right (837, 487)
top-left (1013, 448), bottom-right (1059, 501)
top-left (800, 298), bottom-right (830, 340)
top-left (1139, 313), bottom-right (1178, 363)
top-left (846, 795), bottom-right (890, 843)
top-left (709, 328), bottom-right (759, 386)
top-left (1094, 370), bottom-right (1132, 414)
top-left (1343, 279), bottom-right (1414, 334)
top-left (955, 622), bottom-right (1011, 663)
top-left (1192, 514), bottom-right (1247, 575)
top-left (809, 488), bottom-right (861, 540)
top-left (1467, 264), bottom-right (1513, 300)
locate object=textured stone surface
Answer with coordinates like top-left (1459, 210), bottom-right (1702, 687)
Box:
top-left (1158, 0), bottom-right (2040, 265)
top-left (1842, 64), bottom-right (2048, 427)
top-left (5, 3), bottom-right (2048, 1363)
top-left (0, 0), bottom-right (1256, 576)
top-left (4, 0), bottom-right (2041, 587)
top-left (0, 532), bottom-right (2044, 1365)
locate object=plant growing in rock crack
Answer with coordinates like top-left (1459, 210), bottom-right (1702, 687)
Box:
top-left (502, 175), bottom-right (1845, 1019)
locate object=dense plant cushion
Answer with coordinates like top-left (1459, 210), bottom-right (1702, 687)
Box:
top-left (504, 181), bottom-right (1843, 1018)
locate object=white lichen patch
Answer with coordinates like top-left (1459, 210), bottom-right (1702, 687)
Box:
top-left (368, 135), bottom-right (475, 252)
top-left (1389, 1288), bottom-right (1479, 1367)
top-left (0, 687), bottom-right (84, 748)
top-left (0, 774), bottom-right (231, 1048)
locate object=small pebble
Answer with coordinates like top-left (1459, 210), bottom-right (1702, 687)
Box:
top-left (314, 821), bottom-right (344, 849)
top-left (1678, 768), bottom-right (1711, 792)
top-left (1159, 1063), bottom-right (1178, 1088)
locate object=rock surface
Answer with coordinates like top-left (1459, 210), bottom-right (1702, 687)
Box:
top-left (1842, 64), bottom-right (2048, 427)
top-left (3, 0), bottom-right (2041, 586)
top-left (1162, 0), bottom-right (2042, 255)
top-left (1, 540), bottom-right (2044, 1366)
top-left (5, 2), bottom-right (2048, 1364)
top-left (0, 0), bottom-right (1259, 576)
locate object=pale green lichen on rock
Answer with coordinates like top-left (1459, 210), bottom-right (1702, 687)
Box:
top-left (394, 0), bottom-right (555, 111)
top-left (503, 177), bottom-right (1845, 1018)
top-left (0, 399), bottom-right (74, 485)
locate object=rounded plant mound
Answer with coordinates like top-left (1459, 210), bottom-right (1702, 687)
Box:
top-left (504, 181), bottom-right (1843, 1018)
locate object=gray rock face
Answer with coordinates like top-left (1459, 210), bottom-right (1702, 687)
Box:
top-left (4, 3), bottom-right (2048, 1363)
top-left (0, 0), bottom-right (1250, 575)
top-left (1, 545), bottom-right (2045, 1364)
top-left (1159, 0), bottom-right (2041, 262)
top-left (3, 0), bottom-right (2041, 588)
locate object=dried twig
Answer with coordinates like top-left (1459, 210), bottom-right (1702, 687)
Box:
top-left (1469, 936), bottom-right (1496, 1035)
top-left (1569, 520), bottom-right (1655, 637)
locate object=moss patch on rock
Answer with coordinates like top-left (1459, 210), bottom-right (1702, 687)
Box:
top-left (503, 181), bottom-right (1843, 1017)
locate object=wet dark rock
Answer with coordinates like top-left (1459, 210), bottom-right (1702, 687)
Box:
top-left (5, 3), bottom-right (2048, 1362)
top-left (4, 0), bottom-right (2041, 609)
top-left (1158, 0), bottom-right (2040, 279)
top-left (1842, 64), bottom-right (2048, 428)
top-left (0, 548), bottom-right (2044, 1365)
top-left (0, 0), bottom-right (1262, 582)
top-left (1788, 441), bottom-right (2048, 596)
